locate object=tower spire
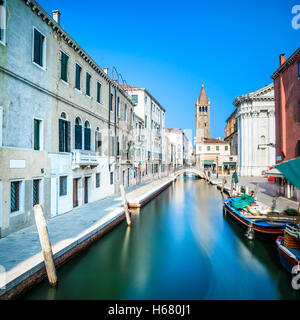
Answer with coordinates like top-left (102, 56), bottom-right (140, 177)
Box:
top-left (196, 84), bottom-right (208, 106)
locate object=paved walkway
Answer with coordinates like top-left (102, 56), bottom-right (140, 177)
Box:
top-left (0, 176), bottom-right (173, 297)
top-left (210, 175), bottom-right (299, 211)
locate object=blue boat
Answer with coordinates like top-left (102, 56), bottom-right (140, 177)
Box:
top-left (223, 197), bottom-right (287, 240)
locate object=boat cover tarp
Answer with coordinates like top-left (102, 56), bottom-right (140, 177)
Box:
top-left (275, 158), bottom-right (300, 190)
top-left (230, 194), bottom-right (255, 210)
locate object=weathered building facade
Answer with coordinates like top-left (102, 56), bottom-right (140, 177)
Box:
top-left (234, 83), bottom-right (275, 177)
top-left (0, 0), bottom-right (135, 237)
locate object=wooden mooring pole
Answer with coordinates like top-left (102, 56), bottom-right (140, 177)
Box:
top-left (33, 204), bottom-right (57, 287)
top-left (221, 177), bottom-right (226, 194)
top-left (230, 177), bottom-right (234, 197)
top-left (119, 185), bottom-right (132, 226)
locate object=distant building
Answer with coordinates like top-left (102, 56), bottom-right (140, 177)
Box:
top-left (224, 109), bottom-right (238, 156)
top-left (195, 138), bottom-right (236, 175)
top-left (233, 83), bottom-right (275, 177)
top-left (271, 48), bottom-right (300, 201)
top-left (120, 85), bottom-right (166, 178)
top-left (165, 128), bottom-right (190, 167)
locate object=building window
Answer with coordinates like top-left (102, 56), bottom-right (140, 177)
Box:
top-left (124, 104), bottom-right (127, 121)
top-left (59, 176), bottom-right (67, 196)
top-left (84, 121), bottom-right (91, 151)
top-left (110, 172), bottom-right (114, 185)
top-left (130, 109), bottom-right (133, 125)
top-left (33, 119), bottom-right (41, 150)
top-left (75, 117), bottom-right (82, 149)
top-left (110, 93), bottom-right (113, 112)
top-left (75, 64), bottom-right (81, 90)
top-left (96, 173), bottom-right (100, 188)
top-left (145, 115), bottom-right (147, 128)
top-left (132, 95), bottom-right (138, 104)
top-left (59, 112), bottom-right (71, 152)
top-left (33, 27), bottom-right (46, 67)
top-left (86, 72), bottom-right (91, 96)
top-left (60, 52), bottom-right (68, 82)
top-left (95, 129), bottom-right (102, 155)
top-left (33, 179), bottom-right (41, 206)
top-left (0, 1), bottom-right (7, 45)
top-left (207, 146), bottom-right (210, 151)
top-left (216, 146), bottom-right (219, 151)
top-left (10, 181), bottom-right (20, 213)
top-left (225, 146), bottom-right (228, 151)
top-left (117, 97), bottom-right (120, 118)
top-left (97, 82), bottom-right (101, 103)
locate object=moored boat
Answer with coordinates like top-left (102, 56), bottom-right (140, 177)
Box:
top-left (223, 196), bottom-right (287, 240)
top-left (276, 223), bottom-right (300, 274)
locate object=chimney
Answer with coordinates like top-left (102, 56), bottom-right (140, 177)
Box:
top-left (104, 67), bottom-right (109, 75)
top-left (279, 54), bottom-right (285, 66)
top-left (52, 10), bottom-right (61, 24)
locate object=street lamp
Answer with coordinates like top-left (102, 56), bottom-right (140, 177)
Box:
top-left (257, 142), bottom-right (275, 150)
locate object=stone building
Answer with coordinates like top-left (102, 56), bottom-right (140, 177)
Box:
top-left (233, 83), bottom-right (276, 177)
top-left (271, 49), bottom-right (300, 201)
top-left (224, 109), bottom-right (238, 156)
top-left (0, 0), bottom-right (135, 237)
top-left (120, 85), bottom-right (166, 179)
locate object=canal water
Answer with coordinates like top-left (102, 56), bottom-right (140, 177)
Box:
top-left (24, 177), bottom-right (300, 300)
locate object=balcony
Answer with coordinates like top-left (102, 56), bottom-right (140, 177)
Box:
top-left (120, 150), bottom-right (133, 165)
top-left (153, 130), bottom-right (161, 140)
top-left (152, 152), bottom-right (162, 160)
top-left (72, 150), bottom-right (98, 169)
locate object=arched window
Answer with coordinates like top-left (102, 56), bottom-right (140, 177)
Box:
top-left (74, 117), bottom-right (82, 149)
top-left (124, 104), bottom-right (127, 121)
top-left (199, 107), bottom-right (201, 113)
top-left (84, 120), bottom-right (91, 151)
top-left (117, 97), bottom-right (120, 118)
top-left (59, 112), bottom-right (70, 152)
top-left (205, 106), bottom-right (207, 112)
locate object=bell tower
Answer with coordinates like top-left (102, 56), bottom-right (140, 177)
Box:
top-left (195, 84), bottom-right (210, 143)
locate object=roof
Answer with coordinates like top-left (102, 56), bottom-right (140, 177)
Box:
top-left (232, 83), bottom-right (274, 107)
top-left (120, 84), bottom-right (166, 112)
top-left (203, 138), bottom-right (229, 144)
top-left (271, 48), bottom-right (300, 80)
top-left (195, 84), bottom-right (209, 106)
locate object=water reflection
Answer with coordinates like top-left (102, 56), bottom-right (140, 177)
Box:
top-left (23, 178), bottom-right (300, 300)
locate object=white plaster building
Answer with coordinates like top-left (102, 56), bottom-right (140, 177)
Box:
top-left (120, 85), bottom-right (166, 178)
top-left (233, 83), bottom-right (276, 177)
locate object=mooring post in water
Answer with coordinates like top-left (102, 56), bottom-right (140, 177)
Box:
top-left (119, 184), bottom-right (132, 226)
top-left (230, 177), bottom-right (234, 197)
top-left (33, 204), bottom-right (58, 287)
top-left (221, 177), bottom-right (226, 194)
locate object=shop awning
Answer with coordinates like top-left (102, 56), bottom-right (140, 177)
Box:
top-left (275, 157), bottom-right (300, 190)
top-left (265, 167), bottom-right (283, 178)
top-left (203, 160), bottom-right (215, 165)
top-left (223, 162), bottom-right (236, 166)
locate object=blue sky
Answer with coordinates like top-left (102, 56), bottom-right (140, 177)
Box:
top-left (40, 0), bottom-right (299, 142)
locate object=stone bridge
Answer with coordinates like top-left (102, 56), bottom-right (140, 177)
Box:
top-left (174, 167), bottom-right (205, 178)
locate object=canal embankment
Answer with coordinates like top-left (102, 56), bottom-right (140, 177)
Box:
top-left (208, 175), bottom-right (299, 211)
top-left (0, 176), bottom-right (175, 300)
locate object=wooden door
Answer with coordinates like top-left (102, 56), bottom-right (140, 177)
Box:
top-left (84, 177), bottom-right (89, 204)
top-left (73, 178), bottom-right (78, 207)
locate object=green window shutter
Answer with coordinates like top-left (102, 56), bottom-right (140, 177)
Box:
top-left (59, 119), bottom-right (64, 152)
top-left (66, 121), bottom-right (71, 152)
top-left (34, 119), bottom-right (40, 150)
top-left (61, 52), bottom-right (68, 82)
top-left (86, 73), bottom-right (90, 96)
top-left (97, 82), bottom-right (101, 103)
top-left (75, 125), bottom-right (82, 149)
top-left (10, 182), bottom-right (19, 212)
top-left (33, 29), bottom-right (40, 65)
top-left (84, 128), bottom-right (91, 150)
top-left (39, 33), bottom-right (44, 66)
top-left (75, 64), bottom-right (81, 90)
top-left (298, 140), bottom-right (300, 157)
top-left (33, 180), bottom-right (40, 206)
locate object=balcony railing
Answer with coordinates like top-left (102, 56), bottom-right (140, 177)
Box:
top-left (72, 150), bottom-right (98, 167)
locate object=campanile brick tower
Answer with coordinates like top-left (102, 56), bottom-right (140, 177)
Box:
top-left (195, 84), bottom-right (210, 143)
